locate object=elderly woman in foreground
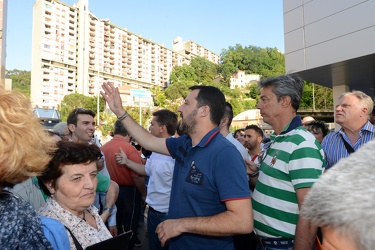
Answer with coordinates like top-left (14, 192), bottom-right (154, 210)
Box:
top-left (0, 88), bottom-right (56, 249)
top-left (38, 141), bottom-right (112, 249)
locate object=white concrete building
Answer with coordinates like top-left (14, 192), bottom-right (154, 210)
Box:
top-left (283, 0), bottom-right (375, 103)
top-left (230, 70), bottom-right (261, 89)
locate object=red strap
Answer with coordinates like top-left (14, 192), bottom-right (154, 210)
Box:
top-left (251, 154), bottom-right (258, 162)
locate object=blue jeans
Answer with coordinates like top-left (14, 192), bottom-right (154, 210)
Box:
top-left (148, 207), bottom-right (169, 250)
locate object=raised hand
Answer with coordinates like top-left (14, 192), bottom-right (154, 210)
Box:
top-left (115, 147), bottom-right (128, 165)
top-left (100, 82), bottom-right (125, 117)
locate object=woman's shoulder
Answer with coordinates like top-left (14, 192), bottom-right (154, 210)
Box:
top-left (0, 191), bottom-right (53, 249)
top-left (0, 190), bottom-right (37, 217)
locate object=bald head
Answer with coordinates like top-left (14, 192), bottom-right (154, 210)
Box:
top-left (302, 116), bottom-right (315, 127)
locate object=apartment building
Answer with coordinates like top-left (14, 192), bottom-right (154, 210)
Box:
top-left (172, 36), bottom-right (220, 64)
top-left (30, 0), bottom-right (219, 109)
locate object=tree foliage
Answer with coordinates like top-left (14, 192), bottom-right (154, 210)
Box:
top-left (220, 45), bottom-right (285, 78)
top-left (8, 69), bottom-right (31, 97)
top-left (301, 82), bottom-right (334, 110)
top-left (59, 93), bottom-right (105, 122)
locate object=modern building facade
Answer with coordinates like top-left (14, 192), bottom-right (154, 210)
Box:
top-left (0, 0), bottom-right (7, 86)
top-left (283, 0), bottom-right (375, 104)
top-left (31, 0), bottom-right (219, 109)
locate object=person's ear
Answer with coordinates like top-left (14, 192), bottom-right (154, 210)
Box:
top-left (68, 124), bottom-right (76, 133)
top-left (281, 96), bottom-right (291, 108)
top-left (361, 107), bottom-right (368, 117)
top-left (220, 117), bottom-right (228, 127)
top-left (200, 105), bottom-right (210, 117)
top-left (44, 181), bottom-right (56, 195)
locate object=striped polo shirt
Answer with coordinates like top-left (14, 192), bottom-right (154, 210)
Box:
top-left (322, 121), bottom-right (375, 169)
top-left (252, 116), bottom-right (325, 238)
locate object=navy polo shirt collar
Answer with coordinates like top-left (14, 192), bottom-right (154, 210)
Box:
top-left (194, 127), bottom-right (221, 148)
top-left (271, 115), bottom-right (302, 139)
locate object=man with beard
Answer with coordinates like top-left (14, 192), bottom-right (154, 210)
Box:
top-left (246, 75), bottom-right (325, 250)
top-left (101, 83), bottom-right (252, 250)
top-left (243, 125), bottom-right (263, 164)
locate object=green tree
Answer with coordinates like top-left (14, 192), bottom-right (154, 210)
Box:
top-left (58, 93), bottom-right (104, 122)
top-left (220, 45), bottom-right (285, 78)
top-left (7, 69), bottom-right (31, 97)
top-left (189, 56), bottom-right (218, 83)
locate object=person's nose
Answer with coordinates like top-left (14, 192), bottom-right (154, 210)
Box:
top-left (85, 176), bottom-right (95, 189)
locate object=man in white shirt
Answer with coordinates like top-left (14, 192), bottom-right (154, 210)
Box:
top-left (219, 102), bottom-right (250, 161)
top-left (115, 109), bottom-right (178, 250)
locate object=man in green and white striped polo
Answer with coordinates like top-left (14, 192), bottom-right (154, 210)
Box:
top-left (247, 74), bottom-right (325, 250)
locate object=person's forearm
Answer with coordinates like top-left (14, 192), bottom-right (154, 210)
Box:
top-left (124, 159), bottom-right (147, 176)
top-left (181, 212), bottom-right (252, 236)
top-left (104, 180), bottom-right (119, 209)
top-left (133, 176), bottom-right (147, 201)
top-left (294, 216), bottom-right (317, 250)
top-left (117, 111), bottom-right (169, 155)
top-left (160, 199), bottom-right (252, 237)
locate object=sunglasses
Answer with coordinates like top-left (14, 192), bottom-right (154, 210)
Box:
top-left (74, 108), bottom-right (87, 114)
top-left (257, 141), bottom-right (272, 167)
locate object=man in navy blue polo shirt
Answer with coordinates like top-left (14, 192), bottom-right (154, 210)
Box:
top-left (101, 82), bottom-right (253, 250)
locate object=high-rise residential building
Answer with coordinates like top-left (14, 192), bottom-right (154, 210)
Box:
top-left (0, 0), bottom-right (7, 86)
top-left (31, 0), bottom-right (219, 109)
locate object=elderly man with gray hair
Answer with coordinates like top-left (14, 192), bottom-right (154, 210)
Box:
top-left (322, 90), bottom-right (375, 169)
top-left (301, 139), bottom-right (375, 250)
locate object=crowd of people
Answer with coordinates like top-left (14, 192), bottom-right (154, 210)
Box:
top-left (1, 73), bottom-right (375, 250)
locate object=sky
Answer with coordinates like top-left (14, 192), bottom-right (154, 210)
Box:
top-left (6, 0), bottom-right (284, 70)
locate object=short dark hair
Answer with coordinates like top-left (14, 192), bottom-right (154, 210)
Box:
top-left (114, 120), bottom-right (129, 136)
top-left (245, 124), bottom-right (264, 138)
top-left (189, 85), bottom-right (226, 126)
top-left (233, 128), bottom-right (245, 138)
top-left (222, 102), bottom-right (234, 128)
top-left (153, 109), bottom-right (178, 136)
top-left (259, 74), bottom-right (303, 111)
top-left (307, 121), bottom-right (329, 137)
top-left (38, 141), bottom-right (102, 196)
top-left (67, 108), bottom-right (96, 126)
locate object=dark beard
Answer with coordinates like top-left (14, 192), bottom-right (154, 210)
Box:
top-left (180, 108), bottom-right (198, 135)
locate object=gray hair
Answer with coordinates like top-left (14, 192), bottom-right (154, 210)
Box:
top-left (339, 91), bottom-right (373, 119)
top-left (258, 74), bottom-right (303, 111)
top-left (53, 122), bottom-right (68, 136)
top-left (301, 140), bottom-right (375, 250)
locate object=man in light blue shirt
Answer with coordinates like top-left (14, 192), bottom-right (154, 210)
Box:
top-left (322, 91), bottom-right (375, 169)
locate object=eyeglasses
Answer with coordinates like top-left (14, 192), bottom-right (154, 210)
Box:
top-left (257, 141), bottom-right (272, 167)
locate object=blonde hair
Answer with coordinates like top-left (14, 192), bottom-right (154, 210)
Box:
top-left (0, 89), bottom-right (56, 189)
